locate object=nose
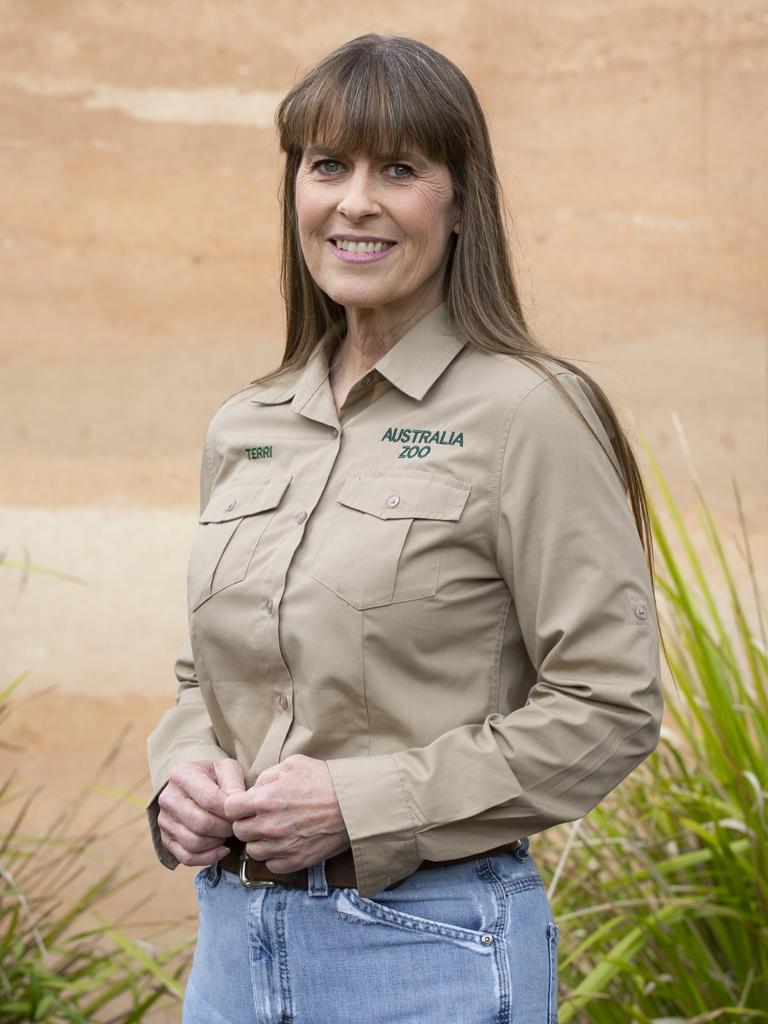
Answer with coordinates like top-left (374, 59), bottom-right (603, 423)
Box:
top-left (336, 167), bottom-right (381, 221)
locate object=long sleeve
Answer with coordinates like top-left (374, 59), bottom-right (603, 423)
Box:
top-left (326, 370), bottom-right (664, 897)
top-left (145, 439), bottom-right (230, 870)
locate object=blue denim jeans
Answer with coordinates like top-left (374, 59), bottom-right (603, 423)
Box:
top-left (182, 837), bottom-right (560, 1024)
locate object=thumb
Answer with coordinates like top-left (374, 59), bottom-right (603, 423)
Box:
top-left (213, 757), bottom-right (246, 795)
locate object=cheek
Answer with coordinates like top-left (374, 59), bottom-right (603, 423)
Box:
top-left (403, 183), bottom-right (456, 244)
top-left (294, 181), bottom-right (326, 238)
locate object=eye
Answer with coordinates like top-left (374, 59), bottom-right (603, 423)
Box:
top-left (386, 163), bottom-right (414, 179)
top-left (310, 158), bottom-right (343, 175)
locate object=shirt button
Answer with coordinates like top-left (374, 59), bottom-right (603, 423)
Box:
top-left (223, 498), bottom-right (237, 512)
top-left (633, 601), bottom-right (648, 620)
top-left (363, 373), bottom-right (374, 386)
top-left (278, 694), bottom-right (288, 711)
top-left (265, 598), bottom-right (274, 614)
top-left (296, 511), bottom-right (308, 525)
top-left (385, 494), bottom-right (400, 508)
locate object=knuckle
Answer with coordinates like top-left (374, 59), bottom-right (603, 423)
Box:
top-left (183, 832), bottom-right (207, 854)
top-left (187, 807), bottom-right (211, 833)
top-left (157, 787), bottom-right (174, 811)
top-left (159, 829), bottom-right (175, 851)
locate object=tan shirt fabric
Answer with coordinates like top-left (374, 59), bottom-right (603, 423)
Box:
top-left (145, 301), bottom-right (663, 897)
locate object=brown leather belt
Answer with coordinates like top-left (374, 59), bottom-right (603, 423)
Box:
top-left (219, 837), bottom-right (526, 891)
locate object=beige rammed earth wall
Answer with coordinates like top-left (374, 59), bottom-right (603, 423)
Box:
top-left (0, 3), bottom-right (765, 1012)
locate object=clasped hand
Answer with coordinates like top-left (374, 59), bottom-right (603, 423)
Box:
top-left (156, 754), bottom-right (351, 873)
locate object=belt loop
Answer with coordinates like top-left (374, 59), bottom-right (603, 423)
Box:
top-left (307, 858), bottom-right (329, 897)
top-left (512, 836), bottom-right (530, 862)
top-left (209, 857), bottom-right (223, 886)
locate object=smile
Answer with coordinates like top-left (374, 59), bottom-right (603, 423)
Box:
top-left (327, 239), bottom-right (397, 263)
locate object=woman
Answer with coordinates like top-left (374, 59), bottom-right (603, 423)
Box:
top-left (146, 33), bottom-right (664, 1024)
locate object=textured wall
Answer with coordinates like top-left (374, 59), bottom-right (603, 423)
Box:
top-left (2, 0), bottom-right (766, 690)
top-left (1, 4), bottom-right (765, 1007)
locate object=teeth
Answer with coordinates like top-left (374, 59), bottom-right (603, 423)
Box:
top-left (334, 239), bottom-right (392, 253)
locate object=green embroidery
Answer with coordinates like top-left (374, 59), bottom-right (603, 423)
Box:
top-left (244, 446), bottom-right (273, 460)
top-left (380, 427), bottom-right (464, 448)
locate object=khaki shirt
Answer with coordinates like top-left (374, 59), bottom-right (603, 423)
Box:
top-left (145, 301), bottom-right (663, 897)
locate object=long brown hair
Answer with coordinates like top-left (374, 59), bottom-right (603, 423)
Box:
top-left (267, 33), bottom-right (662, 631)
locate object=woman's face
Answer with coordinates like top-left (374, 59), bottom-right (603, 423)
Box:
top-left (294, 144), bottom-right (460, 314)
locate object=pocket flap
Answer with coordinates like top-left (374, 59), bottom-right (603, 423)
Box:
top-left (337, 470), bottom-right (471, 521)
top-left (200, 475), bottom-right (292, 523)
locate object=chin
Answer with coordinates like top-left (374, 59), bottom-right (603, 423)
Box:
top-left (321, 283), bottom-right (396, 310)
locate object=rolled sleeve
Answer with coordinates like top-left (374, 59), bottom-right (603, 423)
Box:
top-left (327, 371), bottom-right (663, 891)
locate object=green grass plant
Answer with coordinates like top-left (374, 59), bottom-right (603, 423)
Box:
top-left (543, 432), bottom-right (767, 1021)
top-left (0, 558), bottom-right (194, 1023)
top-left (0, 689), bottom-right (195, 1023)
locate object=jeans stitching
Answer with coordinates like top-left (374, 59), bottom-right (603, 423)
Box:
top-left (336, 888), bottom-right (502, 948)
top-left (273, 887), bottom-right (295, 1022)
top-left (474, 858), bottom-right (513, 1023)
top-left (546, 921), bottom-right (561, 1023)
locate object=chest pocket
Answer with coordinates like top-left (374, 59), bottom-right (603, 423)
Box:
top-left (188, 475), bottom-right (291, 612)
top-left (310, 469), bottom-right (471, 610)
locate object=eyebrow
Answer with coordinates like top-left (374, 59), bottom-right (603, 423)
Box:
top-left (303, 145), bottom-right (427, 165)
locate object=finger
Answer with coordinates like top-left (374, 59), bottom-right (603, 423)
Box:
top-left (254, 764), bottom-right (282, 786)
top-left (243, 839), bottom-right (276, 861)
top-left (183, 791), bottom-right (234, 834)
top-left (265, 854), bottom-right (305, 874)
top-left (214, 757), bottom-right (246, 795)
top-left (161, 817), bottom-right (228, 856)
top-left (159, 827), bottom-right (229, 867)
top-left (223, 786), bottom-right (260, 820)
top-left (158, 795), bottom-right (233, 839)
top-left (177, 763), bottom-right (231, 818)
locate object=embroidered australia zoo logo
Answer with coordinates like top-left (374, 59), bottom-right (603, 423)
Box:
top-left (380, 426), bottom-right (464, 460)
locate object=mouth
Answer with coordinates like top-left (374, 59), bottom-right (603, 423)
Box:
top-left (327, 237), bottom-right (398, 263)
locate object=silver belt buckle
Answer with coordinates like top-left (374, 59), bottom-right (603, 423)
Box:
top-left (239, 851), bottom-right (277, 889)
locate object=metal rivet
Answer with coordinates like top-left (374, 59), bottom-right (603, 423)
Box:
top-left (224, 498), bottom-right (237, 511)
top-left (385, 494), bottom-right (400, 508)
top-left (481, 934), bottom-right (494, 944)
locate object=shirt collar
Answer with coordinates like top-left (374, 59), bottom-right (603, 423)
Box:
top-left (249, 301), bottom-right (467, 407)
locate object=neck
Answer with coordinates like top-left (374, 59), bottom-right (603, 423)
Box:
top-left (333, 287), bottom-right (445, 381)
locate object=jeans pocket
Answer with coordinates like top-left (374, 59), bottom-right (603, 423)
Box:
top-left (547, 920), bottom-right (561, 1023)
top-left (332, 882), bottom-right (501, 953)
